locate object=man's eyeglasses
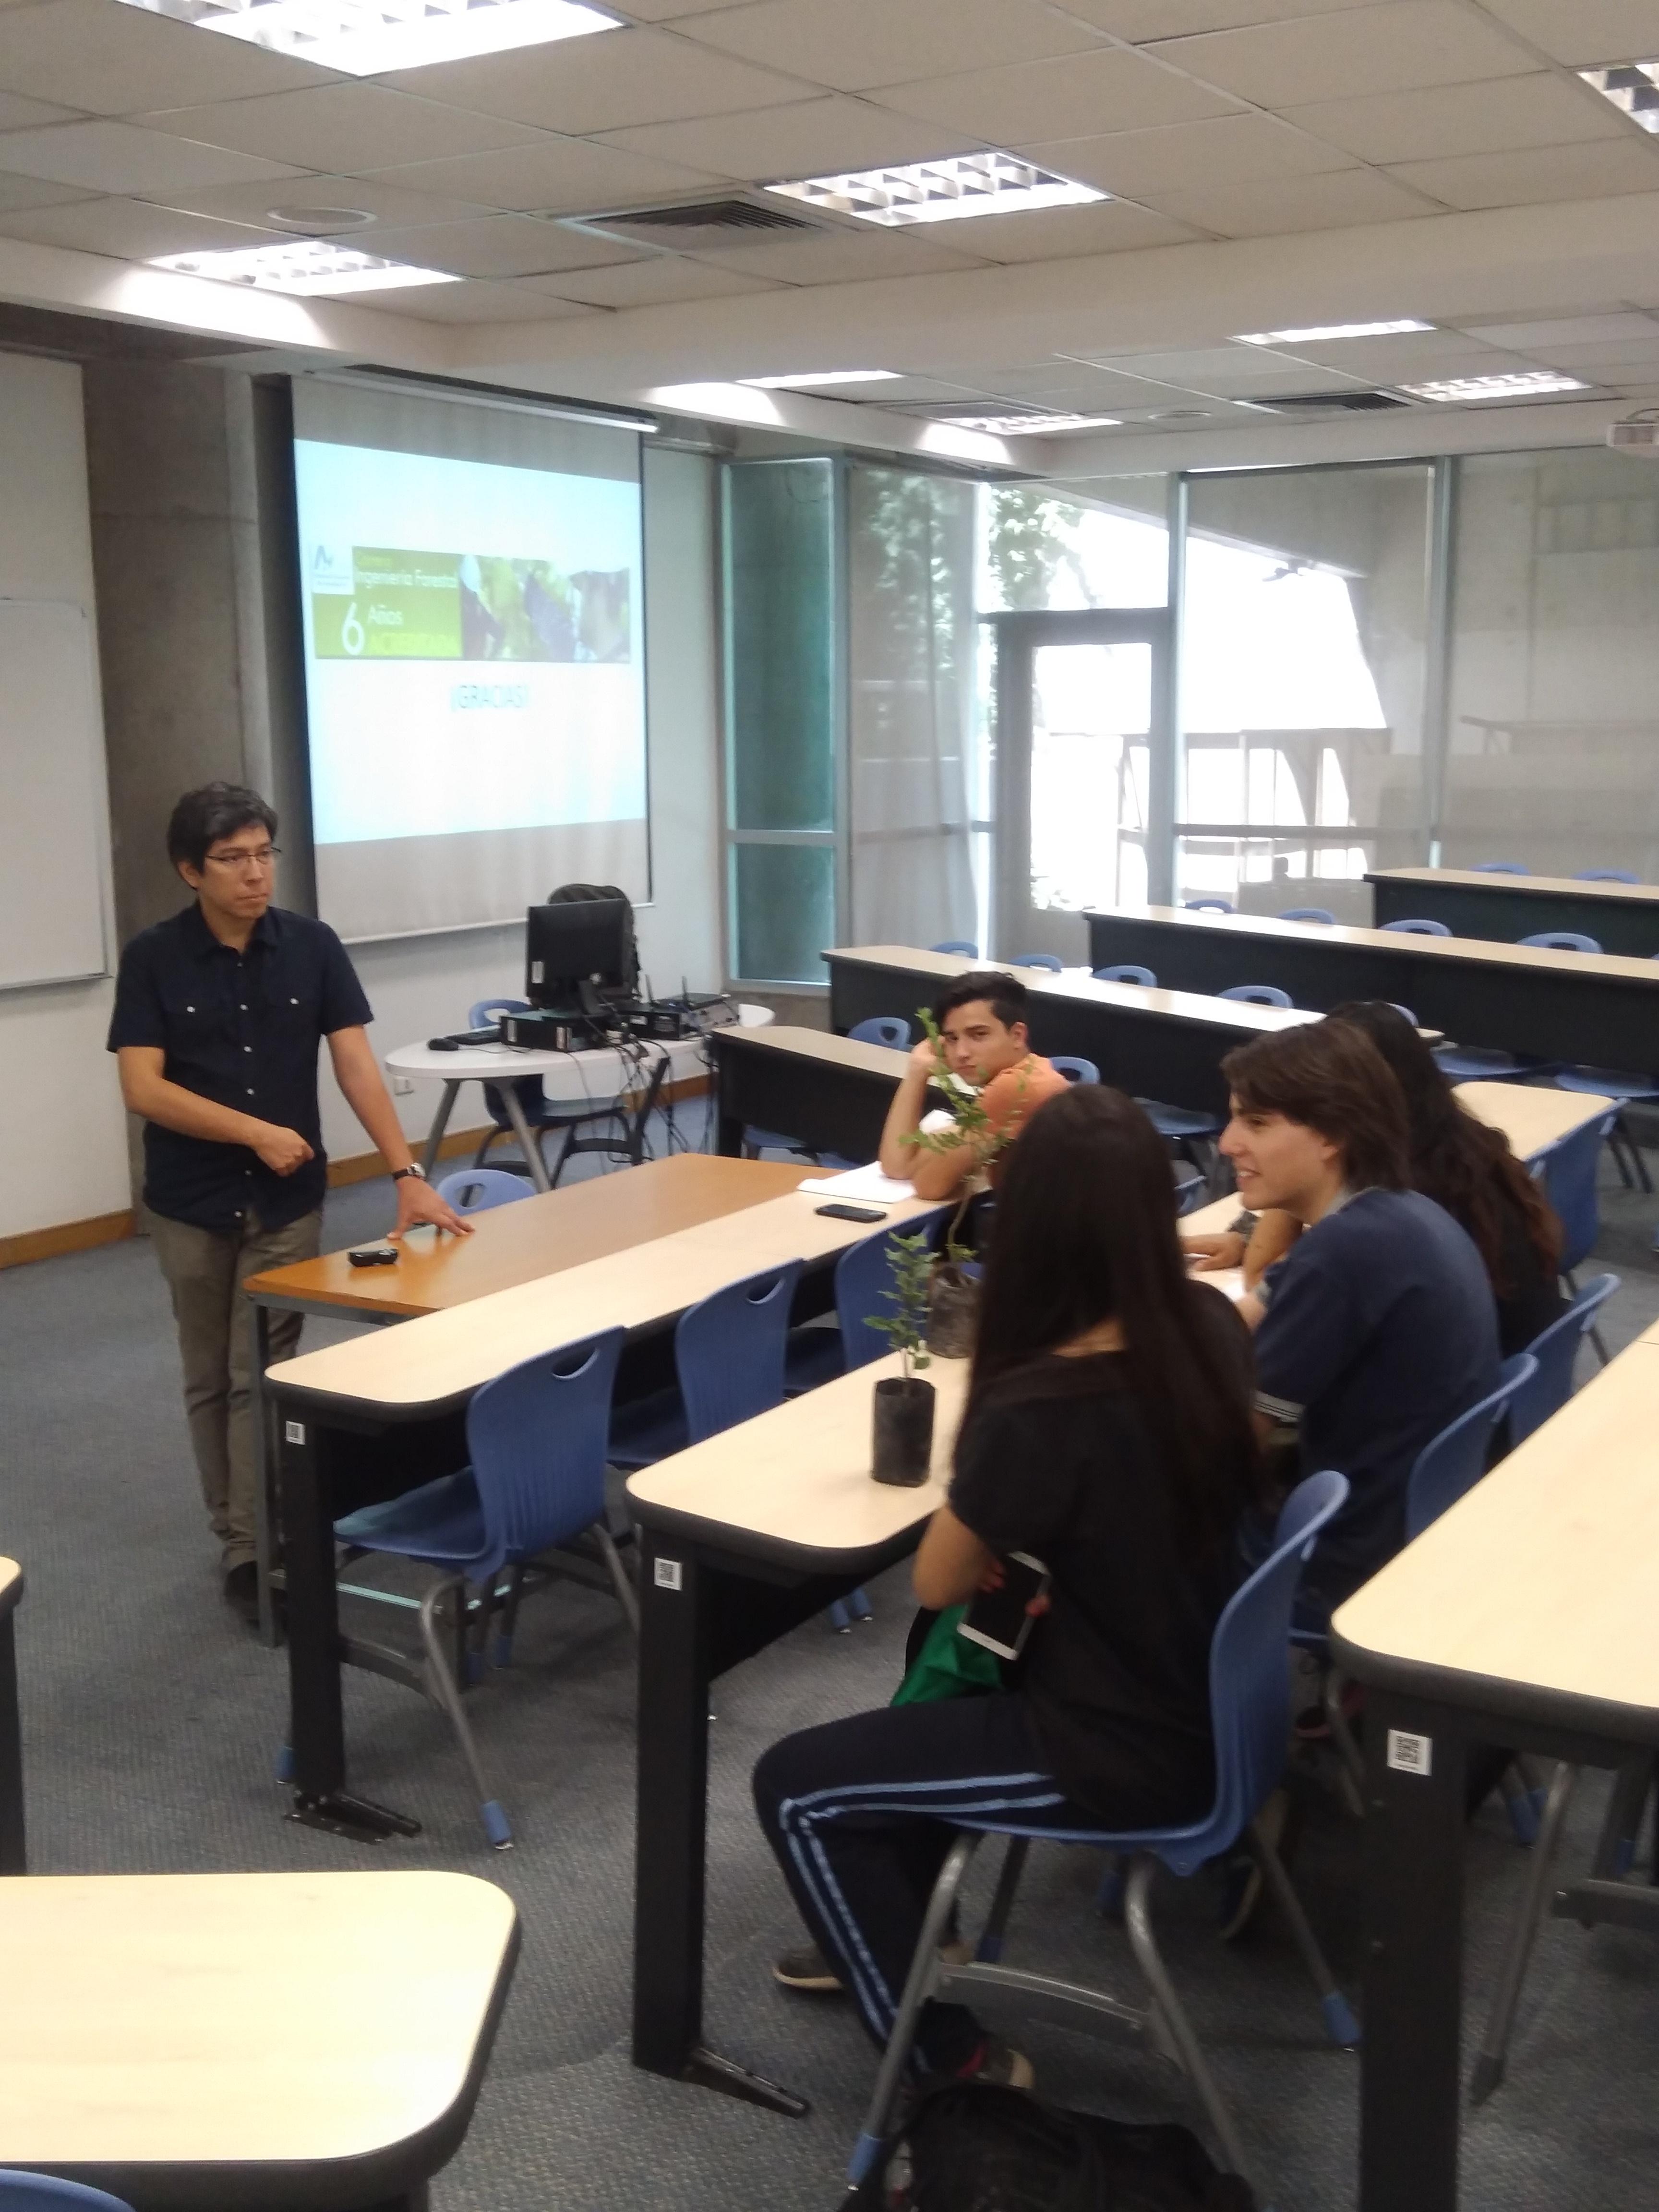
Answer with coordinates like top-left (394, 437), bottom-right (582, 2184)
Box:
top-left (203, 845), bottom-right (280, 873)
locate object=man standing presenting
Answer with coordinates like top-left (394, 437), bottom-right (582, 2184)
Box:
top-left (108, 783), bottom-right (468, 1624)
top-left (878, 971), bottom-right (1070, 1201)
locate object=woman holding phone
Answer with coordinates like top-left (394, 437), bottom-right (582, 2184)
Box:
top-left (752, 1084), bottom-right (1263, 2087)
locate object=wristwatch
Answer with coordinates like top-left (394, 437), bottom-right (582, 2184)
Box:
top-left (1226, 1208), bottom-right (1259, 1238)
top-left (390, 1163), bottom-right (427, 1183)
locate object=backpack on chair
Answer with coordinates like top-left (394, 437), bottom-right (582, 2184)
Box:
top-left (854, 2081), bottom-right (1257, 2212)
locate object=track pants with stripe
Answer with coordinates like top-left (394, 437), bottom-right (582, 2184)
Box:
top-left (753, 1693), bottom-right (1101, 2073)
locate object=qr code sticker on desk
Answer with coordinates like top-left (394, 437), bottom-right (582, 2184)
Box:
top-left (1386, 1728), bottom-right (1433, 1776)
top-left (653, 1558), bottom-right (684, 1591)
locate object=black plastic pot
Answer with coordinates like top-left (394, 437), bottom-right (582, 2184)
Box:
top-left (926, 1262), bottom-right (979, 1359)
top-left (872, 1374), bottom-right (936, 1487)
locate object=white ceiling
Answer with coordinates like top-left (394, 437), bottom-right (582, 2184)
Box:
top-left (5, 0), bottom-right (1659, 468)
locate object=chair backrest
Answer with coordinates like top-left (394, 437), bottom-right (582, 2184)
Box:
top-left (468, 997), bottom-right (529, 1026)
top-left (1405, 1354), bottom-right (1537, 1541)
top-left (1048, 1055), bottom-right (1099, 1084)
top-left (1575, 869), bottom-right (1637, 883)
top-left (676, 1259), bottom-right (803, 1443)
top-left (1173, 1166), bottom-right (1204, 1215)
top-left (1432, 1043), bottom-right (1520, 1079)
top-left (931, 940), bottom-right (978, 957)
top-left (1010, 952), bottom-right (1062, 972)
top-left (1533, 1113), bottom-right (1616, 1272)
top-left (1094, 963), bottom-right (1156, 987)
top-left (1520, 930), bottom-right (1601, 954)
top-left (435, 1167), bottom-right (532, 1214)
top-left (1387, 1002), bottom-right (1419, 1025)
top-left (469, 996), bottom-right (542, 1128)
top-left (1509, 1273), bottom-right (1620, 1444)
top-left (465, 1328), bottom-right (627, 1572)
top-left (1474, 861), bottom-right (1528, 874)
top-left (1279, 906), bottom-right (1334, 924)
top-left (833, 1219), bottom-right (948, 1372)
top-left (1184, 898), bottom-right (1233, 913)
top-left (1219, 983), bottom-right (1292, 1007)
top-left (1381, 917), bottom-right (1450, 936)
top-left (849, 1015), bottom-right (912, 1049)
top-left (0, 2179), bottom-right (135, 2212)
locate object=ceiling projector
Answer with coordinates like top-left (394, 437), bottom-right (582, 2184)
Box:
top-left (1608, 409), bottom-right (1659, 455)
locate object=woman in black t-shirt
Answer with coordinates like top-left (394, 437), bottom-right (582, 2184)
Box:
top-left (752, 1084), bottom-right (1263, 2086)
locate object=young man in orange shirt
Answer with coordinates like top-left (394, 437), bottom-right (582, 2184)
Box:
top-left (878, 970), bottom-right (1071, 1200)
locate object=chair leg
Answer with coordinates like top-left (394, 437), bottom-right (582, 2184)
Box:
top-left (592, 1521), bottom-right (639, 1638)
top-left (1123, 1854), bottom-right (1255, 2187)
top-left (829, 1599), bottom-right (852, 1633)
top-left (1590, 1755), bottom-right (1653, 1880)
top-left (417, 1576), bottom-right (512, 1850)
top-left (1325, 1668), bottom-right (1367, 1819)
top-left (1469, 1763), bottom-right (1576, 2104)
top-left (1245, 1818), bottom-right (1360, 2047)
top-left (1499, 1763), bottom-right (1542, 1847)
top-left (847, 1833), bottom-right (983, 2186)
top-left (1616, 1113), bottom-right (1652, 1195)
top-left (491, 1564), bottom-right (527, 1668)
top-left (975, 1836), bottom-right (1030, 1963)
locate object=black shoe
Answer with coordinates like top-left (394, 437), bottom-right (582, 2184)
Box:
top-left (773, 1941), bottom-right (844, 1994)
top-left (223, 1561), bottom-right (262, 1627)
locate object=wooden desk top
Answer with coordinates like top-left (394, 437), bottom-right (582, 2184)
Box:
top-left (244, 1155), bottom-right (806, 1319)
top-left (0, 1871), bottom-right (516, 2184)
top-left (627, 1352), bottom-right (965, 1574)
top-left (1088, 905), bottom-right (1659, 986)
top-left (0, 1559), bottom-right (18, 1619)
top-left (1333, 1340), bottom-right (1659, 1737)
top-left (266, 1185), bottom-right (945, 1418)
top-left (829, 945), bottom-right (1319, 1034)
top-left (1455, 1080), bottom-right (1612, 1160)
top-left (1369, 866), bottom-right (1659, 907)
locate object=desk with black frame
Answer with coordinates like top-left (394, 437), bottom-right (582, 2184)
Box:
top-left (1367, 866), bottom-right (1659, 958)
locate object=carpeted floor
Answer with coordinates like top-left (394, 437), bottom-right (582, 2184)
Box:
top-left (3, 1129), bottom-right (1658, 2212)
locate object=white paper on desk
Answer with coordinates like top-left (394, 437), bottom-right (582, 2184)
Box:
top-left (796, 1163), bottom-right (916, 1203)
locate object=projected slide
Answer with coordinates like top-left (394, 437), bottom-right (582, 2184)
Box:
top-left (292, 413), bottom-right (647, 941)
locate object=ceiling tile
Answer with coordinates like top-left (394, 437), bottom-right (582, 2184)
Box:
top-left (1142, 162), bottom-right (1442, 233)
top-left (960, 200), bottom-right (1206, 259)
top-left (363, 277), bottom-right (593, 323)
top-left (871, 48), bottom-right (1243, 144)
top-left (1475, 0), bottom-right (1659, 68)
top-left (1464, 313), bottom-right (1659, 347)
top-left (1082, 343), bottom-right (1344, 383)
top-left (144, 172), bottom-right (495, 229)
top-left (0, 168), bottom-right (97, 211)
top-left (361, 138), bottom-right (723, 213)
top-left (519, 253), bottom-right (779, 303)
top-left (1280, 72), bottom-right (1628, 163)
top-left (596, 97), bottom-right (982, 179)
top-left (132, 86), bottom-right (543, 173)
top-left (1057, 0), bottom-right (1389, 30)
top-left (614, 0), bottom-right (776, 14)
top-left (0, 195), bottom-right (281, 258)
top-left (1387, 137), bottom-right (1659, 210)
top-left (0, 120), bottom-right (301, 195)
top-left (378, 28), bottom-right (811, 134)
top-left (0, 0), bottom-right (334, 116)
top-left (0, 91), bottom-right (80, 131)
top-left (1019, 113), bottom-right (1357, 198)
top-left (1146, 2), bottom-right (1540, 109)
top-left (363, 214), bottom-right (647, 277)
top-left (1284, 331), bottom-right (1524, 373)
top-left (675, 0), bottom-right (1104, 93)
top-left (687, 225), bottom-right (992, 279)
top-left (1505, 334), bottom-right (1659, 363)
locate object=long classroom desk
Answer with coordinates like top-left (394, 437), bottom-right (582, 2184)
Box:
top-left (1085, 906), bottom-right (1659, 1069)
top-left (1368, 866), bottom-right (1659, 959)
top-left (1332, 1337), bottom-right (1659, 2212)
top-left (625, 1353), bottom-right (965, 2115)
top-left (261, 1179), bottom-right (943, 1843)
top-left (824, 945), bottom-right (1315, 1120)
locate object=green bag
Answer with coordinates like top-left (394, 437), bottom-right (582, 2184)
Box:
top-left (890, 1602), bottom-right (1005, 1706)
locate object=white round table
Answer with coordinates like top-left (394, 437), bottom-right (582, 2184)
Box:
top-left (385, 1005), bottom-right (774, 1193)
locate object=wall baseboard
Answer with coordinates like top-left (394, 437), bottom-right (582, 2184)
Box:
top-left (0, 1208), bottom-right (135, 1272)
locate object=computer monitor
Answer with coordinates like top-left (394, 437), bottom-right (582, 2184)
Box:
top-left (526, 893), bottom-right (631, 1009)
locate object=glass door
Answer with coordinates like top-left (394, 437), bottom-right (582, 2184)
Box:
top-left (990, 609), bottom-right (1170, 963)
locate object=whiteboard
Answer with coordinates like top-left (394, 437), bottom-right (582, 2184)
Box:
top-left (0, 600), bottom-right (108, 990)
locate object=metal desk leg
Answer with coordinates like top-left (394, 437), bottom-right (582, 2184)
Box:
top-left (251, 1299), bottom-right (280, 1649)
top-left (631, 1534), bottom-right (805, 2116)
top-left (499, 1084), bottom-right (552, 1193)
top-left (0, 1609), bottom-right (24, 1874)
top-left (1359, 1691), bottom-right (1467, 2212)
top-left (420, 1080), bottom-right (462, 1179)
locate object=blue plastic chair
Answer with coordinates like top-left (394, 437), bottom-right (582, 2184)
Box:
top-left (332, 1327), bottom-right (628, 1848)
top-left (467, 996), bottom-right (554, 1170)
top-left (1220, 983), bottom-right (1293, 1008)
top-left (1184, 898), bottom-right (1234, 913)
top-left (1279, 906), bottom-right (1335, 924)
top-left (1049, 1055), bottom-right (1099, 1084)
top-left (0, 2182), bottom-right (134, 2212)
top-left (1137, 1097), bottom-right (1225, 1171)
top-left (1432, 1042), bottom-right (1535, 1082)
top-left (848, 1016), bottom-right (912, 1048)
top-left (1509, 1274), bottom-right (1620, 1444)
top-left (1010, 952), bottom-right (1062, 971)
top-left (1474, 862), bottom-right (1529, 874)
top-left (1576, 869), bottom-right (1638, 883)
top-left (1532, 1117), bottom-right (1618, 1364)
top-left (1173, 1165), bottom-right (1205, 1214)
top-left (1094, 963), bottom-right (1156, 986)
top-left (931, 940), bottom-right (978, 957)
top-left (1388, 1002), bottom-right (1419, 1026)
top-left (1520, 930), bottom-right (1601, 954)
top-left (1405, 1354), bottom-right (1537, 1540)
top-left (609, 1260), bottom-right (804, 1469)
top-left (846, 1473), bottom-right (1354, 2193)
top-left (436, 1167), bottom-right (533, 1214)
top-left (1555, 1066), bottom-right (1659, 1192)
top-left (1382, 917), bottom-right (1450, 936)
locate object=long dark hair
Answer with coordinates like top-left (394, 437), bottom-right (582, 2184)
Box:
top-left (1221, 1020), bottom-right (1410, 1190)
top-left (1323, 1001), bottom-right (1562, 1290)
top-left (966, 1084), bottom-right (1262, 1559)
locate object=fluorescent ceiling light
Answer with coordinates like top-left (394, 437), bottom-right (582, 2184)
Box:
top-left (1580, 61), bottom-right (1659, 132)
top-left (150, 240), bottom-right (461, 296)
top-left (1402, 371), bottom-right (1589, 403)
top-left (115, 0), bottom-right (619, 77)
top-left (766, 151), bottom-right (1104, 229)
top-left (1234, 320), bottom-right (1433, 346)
top-left (739, 369), bottom-right (901, 389)
top-left (944, 412), bottom-right (1121, 435)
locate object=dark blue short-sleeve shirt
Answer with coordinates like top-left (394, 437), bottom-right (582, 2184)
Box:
top-left (106, 903), bottom-right (373, 1233)
top-left (1253, 1188), bottom-right (1499, 1616)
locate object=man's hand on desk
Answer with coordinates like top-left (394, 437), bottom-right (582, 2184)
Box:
top-left (391, 1175), bottom-right (472, 1239)
top-left (251, 1123), bottom-right (314, 1177)
top-left (1183, 1231), bottom-right (1245, 1274)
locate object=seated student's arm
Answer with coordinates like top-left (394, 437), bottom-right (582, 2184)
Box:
top-left (917, 1398), bottom-right (1074, 1611)
top-left (914, 1504), bottom-right (999, 1609)
top-left (1183, 1209), bottom-right (1302, 1284)
top-left (878, 1040), bottom-right (977, 1198)
top-left (117, 1046), bottom-right (314, 1176)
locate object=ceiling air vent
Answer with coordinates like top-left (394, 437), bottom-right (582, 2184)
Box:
top-left (1250, 390), bottom-right (1414, 414)
top-left (561, 195), bottom-right (833, 252)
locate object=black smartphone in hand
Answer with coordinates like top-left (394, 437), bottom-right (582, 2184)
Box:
top-left (958, 1553), bottom-right (1051, 1662)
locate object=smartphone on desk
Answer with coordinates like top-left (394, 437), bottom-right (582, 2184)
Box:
top-left (815, 1202), bottom-right (888, 1223)
top-left (958, 1552), bottom-right (1051, 1662)
top-left (347, 1243), bottom-right (398, 1268)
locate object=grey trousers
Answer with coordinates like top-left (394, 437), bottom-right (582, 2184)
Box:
top-left (147, 1205), bottom-right (322, 1573)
